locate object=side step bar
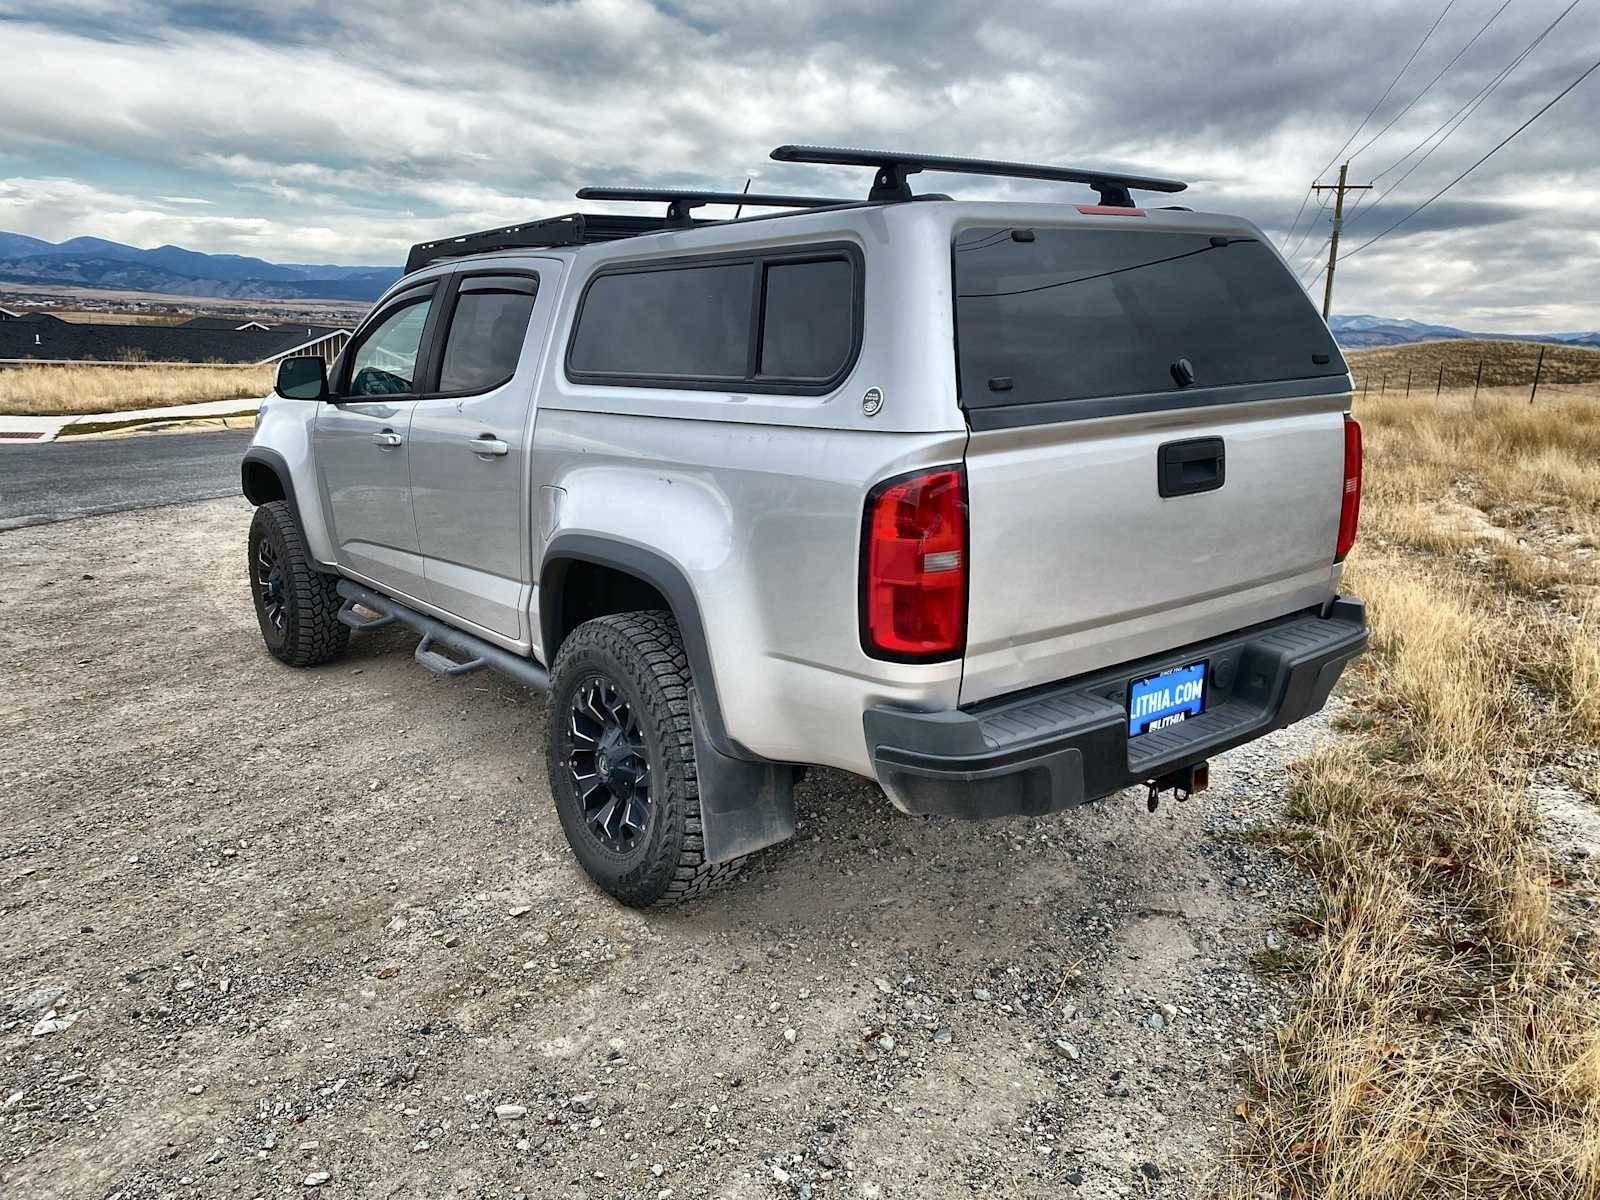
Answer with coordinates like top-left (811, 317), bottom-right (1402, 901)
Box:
top-left (335, 580), bottom-right (550, 692)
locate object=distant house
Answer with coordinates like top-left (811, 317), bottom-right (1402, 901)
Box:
top-left (175, 316), bottom-right (353, 362)
top-left (0, 305), bottom-right (24, 320)
top-left (0, 318), bottom-right (352, 365)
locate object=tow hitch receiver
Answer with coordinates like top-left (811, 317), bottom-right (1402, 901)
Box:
top-left (1144, 760), bottom-right (1209, 813)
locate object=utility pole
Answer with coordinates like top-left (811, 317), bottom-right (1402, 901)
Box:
top-left (1313, 163), bottom-right (1373, 321)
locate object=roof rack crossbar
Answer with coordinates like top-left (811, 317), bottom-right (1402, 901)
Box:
top-left (577, 187), bottom-right (854, 225)
top-left (769, 145), bottom-right (1187, 208)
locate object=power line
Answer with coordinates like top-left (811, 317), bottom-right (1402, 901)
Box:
top-left (1297, 235), bottom-right (1333, 284)
top-left (1338, 51), bottom-right (1600, 262)
top-left (1279, 0), bottom-right (1456, 252)
top-left (1346, 0), bottom-right (1515, 166)
top-left (1278, 185), bottom-right (1317, 256)
top-left (1283, 190), bottom-right (1333, 263)
top-left (1353, 0), bottom-right (1584, 227)
top-left (1313, 0), bottom-right (1459, 178)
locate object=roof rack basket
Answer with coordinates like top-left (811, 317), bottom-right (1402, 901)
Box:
top-left (404, 212), bottom-right (687, 273)
top-left (576, 187), bottom-right (854, 224)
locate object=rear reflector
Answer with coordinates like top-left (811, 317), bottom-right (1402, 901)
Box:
top-left (861, 467), bottom-right (968, 660)
top-left (1075, 205), bottom-right (1147, 216)
top-left (1336, 414), bottom-right (1362, 561)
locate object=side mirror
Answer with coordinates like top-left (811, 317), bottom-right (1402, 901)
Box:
top-left (274, 357), bottom-right (328, 401)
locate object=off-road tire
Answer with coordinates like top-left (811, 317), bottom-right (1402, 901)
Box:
top-left (247, 500), bottom-right (349, 668)
top-left (545, 611), bottom-right (742, 907)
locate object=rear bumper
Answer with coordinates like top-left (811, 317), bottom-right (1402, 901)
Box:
top-left (865, 597), bottom-right (1367, 819)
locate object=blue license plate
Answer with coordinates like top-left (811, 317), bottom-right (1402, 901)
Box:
top-left (1127, 660), bottom-right (1207, 738)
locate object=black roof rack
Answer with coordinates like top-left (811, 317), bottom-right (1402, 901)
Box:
top-left (404, 211), bottom-right (710, 273)
top-left (577, 187), bottom-right (854, 224)
top-left (403, 147), bottom-right (1190, 274)
top-left (770, 145), bottom-right (1187, 208)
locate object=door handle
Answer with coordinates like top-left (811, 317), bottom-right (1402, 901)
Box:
top-left (1157, 437), bottom-right (1225, 497)
top-left (372, 430), bottom-right (403, 449)
top-left (471, 435), bottom-right (510, 457)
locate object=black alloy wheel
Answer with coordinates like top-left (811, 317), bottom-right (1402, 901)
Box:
top-left (254, 536), bottom-right (288, 635)
top-left (567, 674), bottom-right (653, 853)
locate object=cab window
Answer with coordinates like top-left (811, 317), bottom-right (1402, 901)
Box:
top-left (437, 276), bottom-right (538, 394)
top-left (346, 296), bottom-right (433, 396)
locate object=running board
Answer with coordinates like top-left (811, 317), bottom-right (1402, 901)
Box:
top-left (334, 580), bottom-right (550, 693)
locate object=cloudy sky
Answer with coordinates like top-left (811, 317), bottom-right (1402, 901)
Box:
top-left (1, 0), bottom-right (1597, 330)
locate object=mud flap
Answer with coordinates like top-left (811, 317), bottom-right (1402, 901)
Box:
top-left (691, 695), bottom-right (796, 863)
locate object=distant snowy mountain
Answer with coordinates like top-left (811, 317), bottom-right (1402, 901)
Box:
top-left (1329, 314), bottom-right (1599, 349)
top-left (0, 232), bottom-right (401, 302)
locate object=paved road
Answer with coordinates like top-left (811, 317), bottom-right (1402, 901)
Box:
top-left (0, 428), bottom-right (252, 530)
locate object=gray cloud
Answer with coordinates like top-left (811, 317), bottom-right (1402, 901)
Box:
top-left (0, 0), bottom-right (1596, 328)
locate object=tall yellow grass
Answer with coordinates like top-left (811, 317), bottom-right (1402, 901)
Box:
top-left (1230, 383), bottom-right (1600, 1199)
top-left (0, 364), bottom-right (273, 416)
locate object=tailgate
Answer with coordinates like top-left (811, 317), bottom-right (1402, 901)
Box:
top-left (951, 220), bottom-right (1350, 705)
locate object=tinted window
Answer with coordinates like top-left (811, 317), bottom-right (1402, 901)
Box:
top-left (570, 262), bottom-right (753, 379)
top-left (953, 229), bottom-right (1344, 410)
top-left (759, 259), bottom-right (853, 379)
top-left (439, 285), bottom-right (536, 393)
top-left (347, 297), bottom-right (432, 396)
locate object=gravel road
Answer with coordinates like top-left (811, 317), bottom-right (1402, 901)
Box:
top-left (1, 498), bottom-right (1334, 1199)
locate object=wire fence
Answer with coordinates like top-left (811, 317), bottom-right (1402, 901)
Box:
top-left (1348, 343), bottom-right (1600, 405)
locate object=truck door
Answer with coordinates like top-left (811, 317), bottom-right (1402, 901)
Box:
top-left (407, 263), bottom-right (557, 641)
top-left (312, 281), bottom-right (441, 602)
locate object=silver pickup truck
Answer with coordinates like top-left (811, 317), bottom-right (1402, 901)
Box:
top-left (241, 146), bottom-right (1367, 907)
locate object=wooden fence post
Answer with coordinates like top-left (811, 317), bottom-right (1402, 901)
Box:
top-left (1529, 345), bottom-right (1545, 405)
top-left (1406, 369), bottom-right (1412, 397)
top-left (1436, 363), bottom-right (1444, 398)
top-left (1474, 358), bottom-right (1483, 401)
top-left (1381, 371), bottom-right (1388, 395)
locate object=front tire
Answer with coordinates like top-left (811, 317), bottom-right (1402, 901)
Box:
top-left (544, 611), bottom-right (740, 907)
top-left (247, 500), bottom-right (349, 668)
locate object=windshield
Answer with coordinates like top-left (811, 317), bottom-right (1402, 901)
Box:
top-left (952, 227), bottom-right (1346, 411)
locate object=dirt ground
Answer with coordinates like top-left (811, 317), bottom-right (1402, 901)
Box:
top-left (1, 497), bottom-right (1335, 1200)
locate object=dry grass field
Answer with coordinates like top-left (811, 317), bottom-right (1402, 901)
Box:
top-left (1232, 351), bottom-right (1600, 1197)
top-left (0, 363), bottom-right (273, 416)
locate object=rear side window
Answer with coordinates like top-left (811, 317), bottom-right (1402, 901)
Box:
top-left (438, 277), bottom-right (537, 394)
top-left (953, 228), bottom-right (1344, 412)
top-left (570, 263), bottom-right (752, 379)
top-left (758, 259), bottom-right (853, 379)
top-left (566, 245), bottom-right (859, 392)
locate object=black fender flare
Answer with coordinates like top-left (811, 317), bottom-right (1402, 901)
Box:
top-left (539, 534), bottom-right (796, 864)
top-left (540, 533), bottom-right (739, 758)
top-left (240, 447), bottom-right (301, 527)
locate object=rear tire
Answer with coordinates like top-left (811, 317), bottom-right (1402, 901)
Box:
top-left (544, 611), bottom-right (741, 907)
top-left (247, 500), bottom-right (349, 668)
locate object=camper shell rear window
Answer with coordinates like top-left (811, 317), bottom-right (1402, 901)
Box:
top-left (952, 227), bottom-right (1346, 424)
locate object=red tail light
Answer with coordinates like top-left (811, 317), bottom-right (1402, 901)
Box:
top-left (1336, 414), bottom-right (1362, 561)
top-left (861, 467), bottom-right (967, 660)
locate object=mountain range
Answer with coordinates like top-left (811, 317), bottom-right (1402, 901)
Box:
top-left (0, 232), bottom-right (401, 301)
top-left (1328, 314), bottom-right (1600, 350)
top-left (1, 231), bottom-right (1597, 343)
